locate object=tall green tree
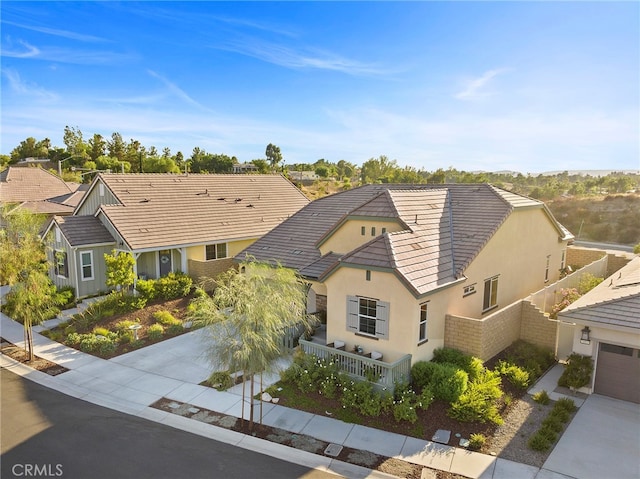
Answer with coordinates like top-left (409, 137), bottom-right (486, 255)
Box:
top-left (0, 207), bottom-right (61, 361)
top-left (88, 134), bottom-right (107, 161)
top-left (10, 137), bottom-right (51, 161)
top-left (188, 260), bottom-right (316, 430)
top-left (265, 143), bottom-right (282, 170)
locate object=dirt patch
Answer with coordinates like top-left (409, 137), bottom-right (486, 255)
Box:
top-left (1, 337), bottom-right (69, 376)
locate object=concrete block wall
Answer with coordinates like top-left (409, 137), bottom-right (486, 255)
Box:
top-left (520, 301), bottom-right (557, 351)
top-left (187, 258), bottom-right (235, 284)
top-left (477, 301), bottom-right (524, 360)
top-left (566, 247), bottom-right (606, 269)
top-left (444, 314), bottom-right (484, 358)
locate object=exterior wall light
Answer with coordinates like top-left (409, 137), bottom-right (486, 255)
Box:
top-left (580, 326), bottom-right (591, 345)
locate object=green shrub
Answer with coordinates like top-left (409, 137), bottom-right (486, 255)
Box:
top-left (558, 353), bottom-right (593, 390)
top-left (411, 361), bottom-right (439, 390)
top-left (538, 424), bottom-right (558, 443)
top-left (554, 397), bottom-right (577, 413)
top-left (528, 432), bottom-right (551, 451)
top-left (433, 367), bottom-right (469, 403)
top-left (154, 272), bottom-right (192, 300)
top-left (532, 390), bottom-right (551, 405)
top-left (549, 406), bottom-right (570, 423)
top-left (505, 340), bottom-right (555, 382)
top-left (148, 323), bottom-right (164, 340)
top-left (135, 279), bottom-right (157, 301)
top-left (92, 326), bottom-right (111, 337)
top-left (114, 319), bottom-right (139, 333)
top-left (55, 286), bottom-right (76, 309)
top-left (67, 332), bottom-right (118, 356)
top-left (167, 323), bottom-right (184, 335)
top-left (118, 330), bottom-right (135, 344)
top-left (411, 361), bottom-right (468, 402)
top-left (341, 381), bottom-right (389, 417)
top-left (449, 369), bottom-right (503, 424)
top-left (468, 433), bottom-right (486, 451)
top-left (153, 310), bottom-right (180, 326)
top-left (206, 371), bottom-right (234, 391)
top-left (541, 415), bottom-right (564, 433)
top-left (578, 273), bottom-right (604, 295)
top-left (495, 360), bottom-right (530, 389)
top-left (432, 347), bottom-right (470, 368)
top-left (392, 388), bottom-right (419, 423)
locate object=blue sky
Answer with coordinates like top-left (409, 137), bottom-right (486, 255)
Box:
top-left (1, 1), bottom-right (638, 173)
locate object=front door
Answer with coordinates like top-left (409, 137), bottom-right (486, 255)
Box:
top-left (159, 250), bottom-right (172, 277)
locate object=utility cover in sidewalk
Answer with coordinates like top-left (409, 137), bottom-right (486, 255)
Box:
top-left (324, 444), bottom-right (343, 457)
top-left (432, 429), bottom-right (451, 444)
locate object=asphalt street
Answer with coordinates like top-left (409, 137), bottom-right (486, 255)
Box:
top-left (1, 369), bottom-right (336, 479)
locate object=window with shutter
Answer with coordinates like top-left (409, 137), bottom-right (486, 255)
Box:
top-left (346, 296), bottom-right (389, 339)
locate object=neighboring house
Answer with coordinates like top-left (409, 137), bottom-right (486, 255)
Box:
top-left (0, 166), bottom-right (83, 219)
top-left (43, 173), bottom-right (309, 298)
top-left (558, 256), bottom-right (640, 403)
top-left (240, 183), bottom-right (573, 365)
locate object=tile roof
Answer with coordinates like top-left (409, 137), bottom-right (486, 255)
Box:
top-left (559, 257), bottom-right (640, 330)
top-left (92, 173), bottom-right (309, 250)
top-left (0, 167), bottom-right (78, 203)
top-left (54, 215), bottom-right (116, 247)
top-left (241, 183), bottom-right (572, 295)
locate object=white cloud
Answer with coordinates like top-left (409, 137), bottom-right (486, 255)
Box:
top-left (455, 68), bottom-right (510, 100)
top-left (1, 68), bottom-right (57, 101)
top-left (2, 21), bottom-right (109, 43)
top-left (217, 38), bottom-right (386, 76)
top-left (1, 38), bottom-right (40, 58)
top-left (146, 70), bottom-right (214, 112)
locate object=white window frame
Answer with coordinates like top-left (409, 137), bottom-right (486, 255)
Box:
top-left (346, 296), bottom-right (389, 339)
top-left (80, 251), bottom-right (94, 281)
top-left (483, 275), bottom-right (499, 312)
top-left (545, 255), bottom-right (551, 282)
top-left (55, 249), bottom-right (68, 278)
top-left (419, 302), bottom-right (428, 343)
top-left (205, 242), bottom-right (228, 261)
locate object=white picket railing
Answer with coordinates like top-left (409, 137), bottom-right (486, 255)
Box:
top-left (298, 339), bottom-right (411, 393)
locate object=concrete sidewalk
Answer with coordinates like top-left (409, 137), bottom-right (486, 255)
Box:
top-left (3, 305), bottom-right (633, 479)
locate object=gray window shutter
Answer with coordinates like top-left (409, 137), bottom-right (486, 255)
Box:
top-left (376, 301), bottom-right (389, 339)
top-left (347, 296), bottom-right (358, 332)
top-left (63, 252), bottom-right (69, 278)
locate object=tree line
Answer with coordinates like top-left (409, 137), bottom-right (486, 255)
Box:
top-left (2, 127), bottom-right (638, 198)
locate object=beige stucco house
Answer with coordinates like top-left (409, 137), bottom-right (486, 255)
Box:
top-left (558, 256), bottom-right (640, 403)
top-left (42, 173), bottom-right (309, 298)
top-left (241, 184), bottom-right (573, 365)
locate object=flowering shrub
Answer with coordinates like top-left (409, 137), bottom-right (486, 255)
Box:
top-left (391, 385), bottom-right (434, 423)
top-left (550, 288), bottom-right (581, 318)
top-left (341, 380), bottom-right (391, 416)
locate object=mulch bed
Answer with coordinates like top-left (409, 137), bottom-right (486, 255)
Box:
top-left (152, 397), bottom-right (466, 479)
top-left (1, 337), bottom-right (69, 376)
top-left (49, 296), bottom-right (193, 358)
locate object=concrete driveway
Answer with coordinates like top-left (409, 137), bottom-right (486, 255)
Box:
top-left (541, 394), bottom-right (640, 479)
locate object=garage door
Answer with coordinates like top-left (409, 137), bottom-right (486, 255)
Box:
top-left (594, 343), bottom-right (640, 403)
